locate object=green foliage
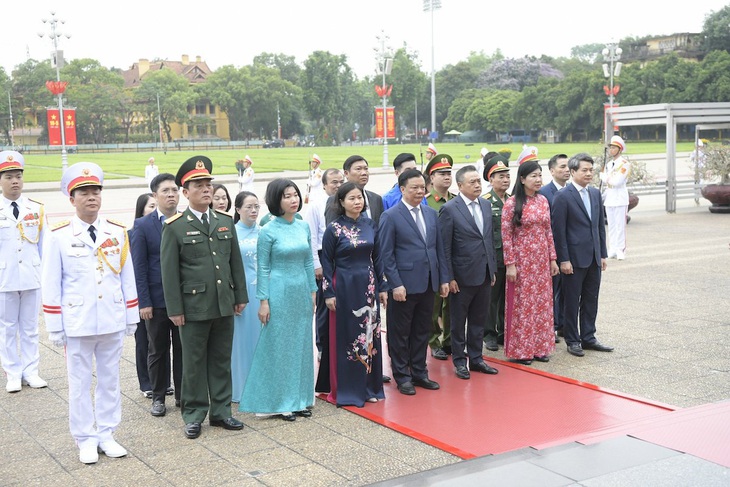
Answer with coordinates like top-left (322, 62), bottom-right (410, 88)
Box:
top-left (701, 5), bottom-right (730, 53)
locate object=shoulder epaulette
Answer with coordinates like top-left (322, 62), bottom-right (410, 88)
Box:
top-left (107, 219), bottom-right (127, 228)
top-left (214, 209), bottom-right (231, 217)
top-left (165, 213), bottom-right (183, 224)
top-left (52, 220), bottom-right (70, 231)
top-left (27, 197), bottom-right (44, 206)
top-left (482, 192), bottom-right (493, 199)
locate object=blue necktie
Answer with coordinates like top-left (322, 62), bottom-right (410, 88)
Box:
top-left (11, 201), bottom-right (19, 219)
top-left (581, 188), bottom-right (592, 220)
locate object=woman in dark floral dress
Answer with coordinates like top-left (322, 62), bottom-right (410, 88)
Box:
top-left (316, 182), bottom-right (388, 407)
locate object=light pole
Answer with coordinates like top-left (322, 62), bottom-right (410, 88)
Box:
top-left (39, 11), bottom-right (71, 172)
top-left (375, 31), bottom-right (393, 168)
top-left (602, 42), bottom-right (622, 146)
top-left (423, 0), bottom-right (441, 141)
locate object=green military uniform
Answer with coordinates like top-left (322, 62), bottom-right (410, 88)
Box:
top-left (424, 154), bottom-right (456, 355)
top-left (160, 157), bottom-right (248, 427)
top-left (481, 154), bottom-right (511, 350)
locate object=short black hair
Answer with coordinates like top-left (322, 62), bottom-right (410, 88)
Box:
top-left (150, 173), bottom-right (176, 193)
top-left (393, 153), bottom-right (417, 171)
top-left (398, 168), bottom-right (425, 188)
top-left (265, 178), bottom-right (303, 216)
top-left (568, 153), bottom-right (595, 172)
top-left (332, 182), bottom-right (367, 217)
top-left (210, 184), bottom-right (232, 212)
top-left (455, 165), bottom-right (478, 184)
top-left (343, 155), bottom-right (367, 172)
top-left (322, 168), bottom-right (340, 185)
top-left (134, 192), bottom-right (153, 219)
top-left (547, 154), bottom-right (568, 170)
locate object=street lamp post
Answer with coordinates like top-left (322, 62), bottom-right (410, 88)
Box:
top-left (602, 42), bottom-right (622, 146)
top-left (39, 11), bottom-right (71, 172)
top-left (423, 0), bottom-right (441, 141)
top-left (375, 31), bottom-right (393, 168)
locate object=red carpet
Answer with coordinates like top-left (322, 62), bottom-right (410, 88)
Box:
top-left (320, 346), bottom-right (678, 460)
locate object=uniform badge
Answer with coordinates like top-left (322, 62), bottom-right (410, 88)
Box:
top-left (218, 226), bottom-right (229, 232)
top-left (186, 231), bottom-right (201, 236)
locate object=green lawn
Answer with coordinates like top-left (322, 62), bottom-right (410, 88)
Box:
top-left (19, 142), bottom-right (695, 183)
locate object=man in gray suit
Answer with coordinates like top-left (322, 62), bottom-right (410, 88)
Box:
top-left (439, 165), bottom-right (499, 379)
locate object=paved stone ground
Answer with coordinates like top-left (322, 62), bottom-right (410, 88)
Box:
top-left (1, 161), bottom-right (728, 485)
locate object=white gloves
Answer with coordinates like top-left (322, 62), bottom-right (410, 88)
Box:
top-left (49, 332), bottom-right (67, 347)
top-left (125, 323), bottom-right (137, 337)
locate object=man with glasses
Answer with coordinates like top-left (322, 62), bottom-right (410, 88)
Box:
top-left (131, 173), bottom-right (183, 417)
top-left (326, 155), bottom-right (383, 225)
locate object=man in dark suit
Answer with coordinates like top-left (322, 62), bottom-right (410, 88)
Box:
top-left (160, 156), bottom-right (248, 439)
top-left (539, 153), bottom-right (570, 344)
top-left (440, 165), bottom-right (499, 379)
top-left (379, 169), bottom-right (450, 395)
top-left (551, 153), bottom-right (614, 357)
top-left (325, 155), bottom-right (383, 225)
top-left (131, 173), bottom-right (182, 417)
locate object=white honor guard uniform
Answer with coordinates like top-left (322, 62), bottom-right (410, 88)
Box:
top-left (306, 154), bottom-right (325, 205)
top-left (238, 154), bottom-right (255, 192)
top-left (0, 151), bottom-right (48, 393)
top-left (600, 135), bottom-right (631, 259)
top-left (41, 162), bottom-right (139, 464)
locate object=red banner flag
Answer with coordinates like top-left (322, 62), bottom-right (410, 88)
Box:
top-left (47, 109), bottom-right (62, 146)
top-left (374, 107), bottom-right (396, 139)
top-left (64, 109), bottom-right (77, 146)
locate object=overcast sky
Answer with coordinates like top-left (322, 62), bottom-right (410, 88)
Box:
top-left (3, 1), bottom-right (729, 79)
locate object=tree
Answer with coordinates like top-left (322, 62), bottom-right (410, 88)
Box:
top-left (300, 51), bottom-right (355, 145)
top-left (388, 45), bottom-right (428, 137)
top-left (134, 69), bottom-right (194, 142)
top-left (570, 43), bottom-right (605, 64)
top-left (9, 60), bottom-right (56, 142)
top-left (691, 50), bottom-right (730, 102)
top-left (63, 58), bottom-right (126, 143)
top-left (702, 5), bottom-right (730, 53)
top-left (253, 52), bottom-right (302, 85)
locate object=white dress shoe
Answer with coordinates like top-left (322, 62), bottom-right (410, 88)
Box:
top-left (79, 446), bottom-right (99, 464)
top-left (6, 378), bottom-right (21, 393)
top-left (98, 439), bottom-right (127, 458)
top-left (616, 251), bottom-right (625, 260)
top-left (22, 375), bottom-right (48, 388)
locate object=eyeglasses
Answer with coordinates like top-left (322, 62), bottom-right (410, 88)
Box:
top-left (242, 205), bottom-right (261, 211)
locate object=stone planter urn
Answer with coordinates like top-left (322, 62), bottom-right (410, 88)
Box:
top-left (701, 184), bottom-right (730, 214)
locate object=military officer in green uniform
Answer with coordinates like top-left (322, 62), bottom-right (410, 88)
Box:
top-left (482, 155), bottom-right (511, 351)
top-left (424, 154), bottom-right (457, 360)
top-left (161, 156), bottom-right (248, 439)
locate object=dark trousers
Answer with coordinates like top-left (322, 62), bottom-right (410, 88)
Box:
top-left (178, 316), bottom-right (234, 424)
top-left (315, 251), bottom-right (328, 352)
top-left (450, 278), bottom-right (491, 367)
top-left (485, 266), bottom-right (506, 342)
top-left (147, 307), bottom-right (182, 403)
top-left (562, 264), bottom-right (602, 346)
top-left (386, 290), bottom-right (435, 385)
top-left (134, 321), bottom-right (151, 391)
top-left (552, 273), bottom-right (565, 332)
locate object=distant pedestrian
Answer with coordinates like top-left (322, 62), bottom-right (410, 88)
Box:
top-left (145, 157), bottom-right (159, 189)
top-left (238, 155), bottom-right (254, 193)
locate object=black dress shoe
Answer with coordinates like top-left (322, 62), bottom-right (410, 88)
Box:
top-left (166, 386), bottom-right (174, 396)
top-left (509, 358), bottom-right (533, 365)
top-left (382, 375), bottom-right (391, 383)
top-left (469, 361), bottom-right (499, 374)
top-left (294, 409), bottom-right (312, 417)
top-left (556, 329), bottom-right (564, 337)
top-left (555, 332), bottom-right (561, 344)
top-left (567, 344), bottom-right (585, 357)
top-left (210, 417), bottom-right (244, 430)
top-left (582, 341), bottom-right (614, 352)
top-left (280, 413), bottom-right (296, 422)
top-left (412, 378), bottom-right (440, 390)
top-left (431, 348), bottom-right (448, 360)
top-left (184, 422), bottom-right (201, 439)
top-left (175, 399), bottom-right (181, 408)
top-left (397, 381), bottom-right (416, 395)
top-left (484, 339), bottom-right (498, 352)
top-left (533, 355), bottom-right (550, 363)
top-left (151, 400), bottom-right (166, 417)
top-left (455, 365), bottom-right (471, 380)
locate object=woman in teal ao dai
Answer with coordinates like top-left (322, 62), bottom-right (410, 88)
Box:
top-left (231, 191), bottom-right (261, 403)
top-left (317, 182), bottom-right (388, 407)
top-left (240, 179), bottom-right (317, 421)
